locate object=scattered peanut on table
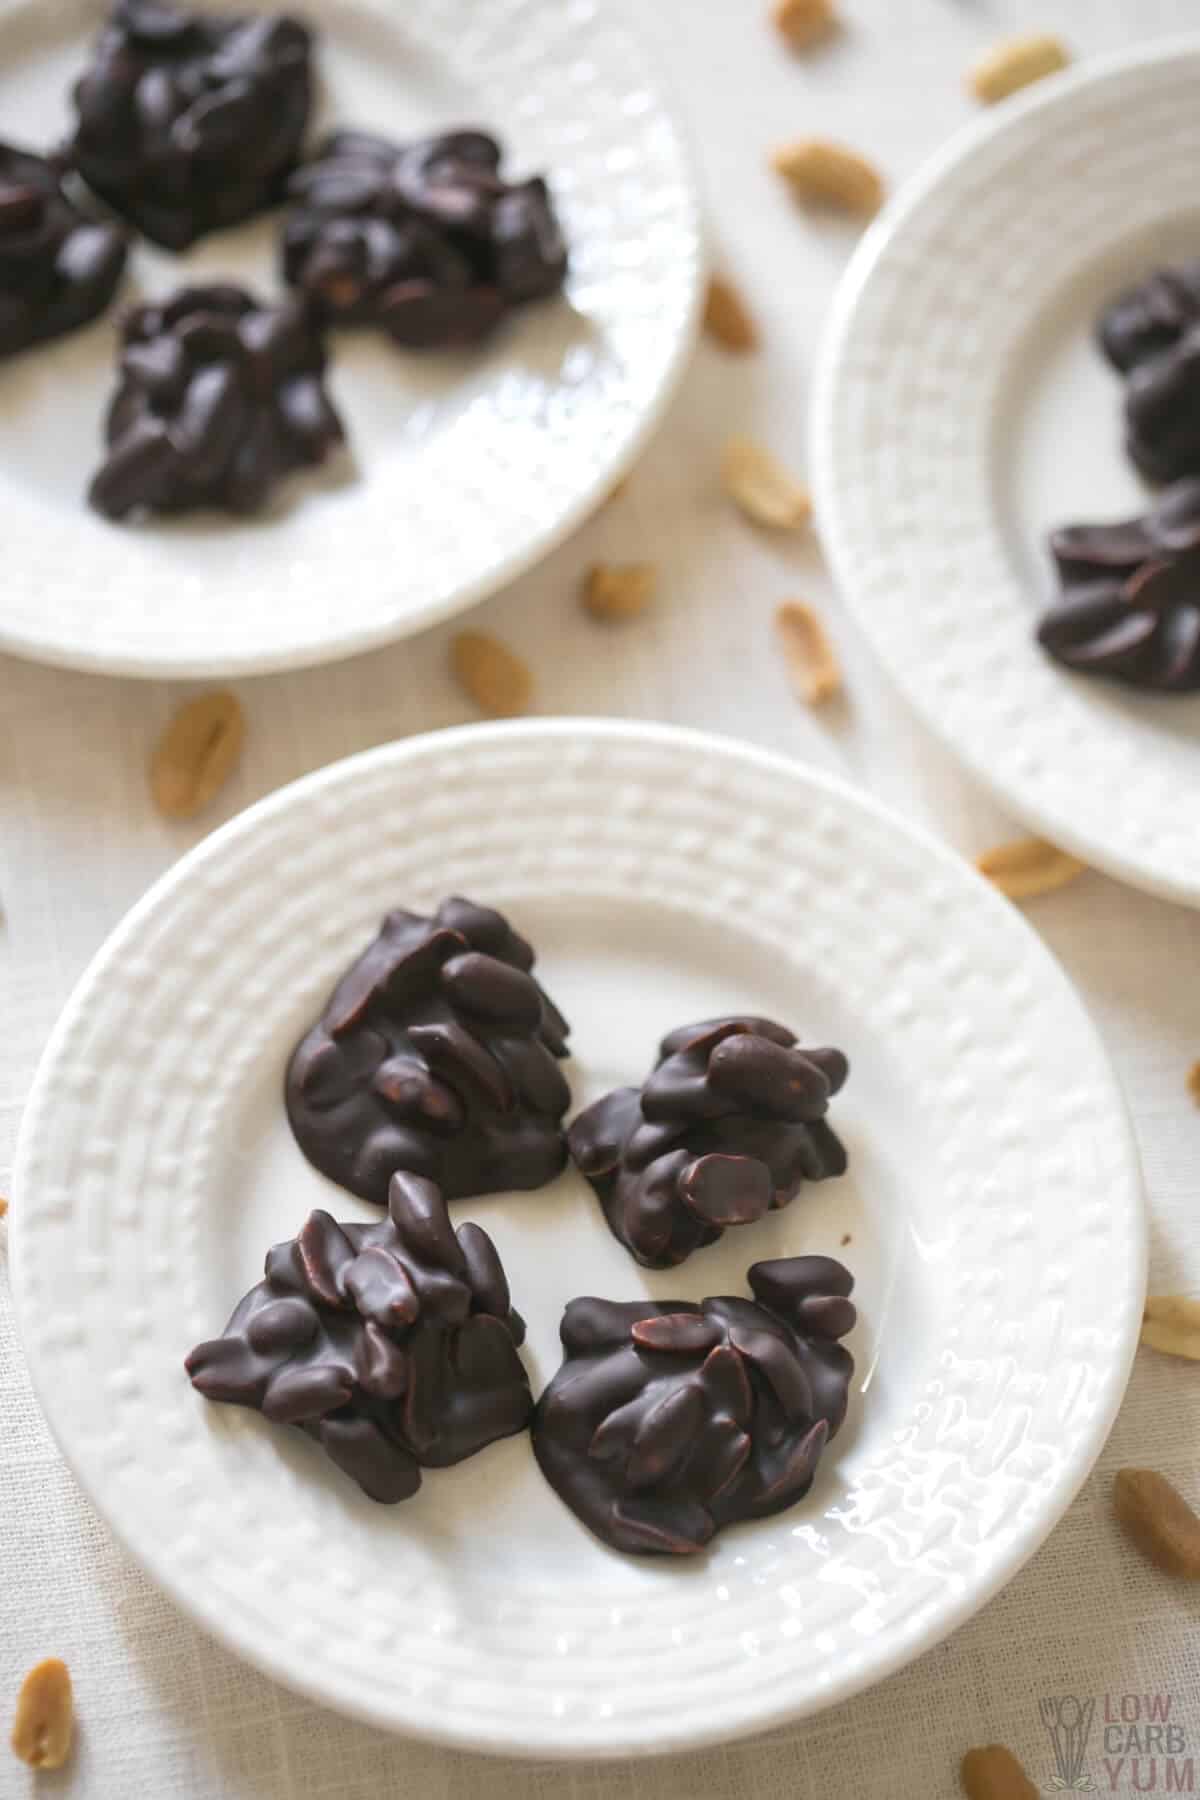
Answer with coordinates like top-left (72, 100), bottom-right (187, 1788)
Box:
top-left (1141, 1294), bottom-right (1200, 1364)
top-left (703, 275), bottom-right (759, 352)
top-left (968, 33), bottom-right (1070, 104)
top-left (150, 690), bottom-right (245, 821)
top-left (775, 602), bottom-right (841, 705)
top-left (11, 1658), bottom-right (73, 1771)
top-left (975, 837), bottom-right (1086, 900)
top-left (771, 0), bottom-right (837, 52)
top-left (960, 1744), bottom-right (1039, 1800)
top-left (0, 1196), bottom-right (7, 1219)
top-left (451, 631), bottom-right (532, 717)
top-left (771, 137), bottom-right (884, 216)
top-left (582, 564), bottom-right (657, 623)
top-left (1113, 1468), bottom-right (1200, 1580)
top-left (1187, 1060), bottom-right (1200, 1104)
top-left (721, 435), bottom-right (811, 530)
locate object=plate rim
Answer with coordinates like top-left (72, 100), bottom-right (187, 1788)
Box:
top-left (811, 34), bottom-right (1200, 910)
top-left (0, 0), bottom-right (706, 681)
top-left (10, 718), bottom-right (1147, 1757)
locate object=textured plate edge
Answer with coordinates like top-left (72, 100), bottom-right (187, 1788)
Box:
top-left (0, 0), bottom-right (707, 682)
top-left (810, 35), bottom-right (1200, 913)
top-left (8, 717), bottom-right (1147, 1759)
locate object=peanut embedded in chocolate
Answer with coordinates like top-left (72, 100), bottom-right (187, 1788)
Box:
top-left (186, 1172), bottom-right (532, 1502)
top-left (532, 1256), bottom-right (856, 1555)
top-left (285, 897), bottom-right (571, 1205)
top-left (568, 1015), bottom-right (849, 1269)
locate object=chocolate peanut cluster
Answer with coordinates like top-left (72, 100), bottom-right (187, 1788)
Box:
top-left (280, 129), bottom-right (568, 349)
top-left (1038, 479), bottom-right (1200, 692)
top-left (87, 283), bottom-right (345, 519)
top-left (1123, 331), bottom-right (1200, 487)
top-left (1098, 260), bottom-right (1200, 377)
top-left (70, 0), bottom-right (313, 250)
top-left (186, 1172), bottom-right (532, 1502)
top-left (568, 1015), bottom-right (849, 1269)
top-left (0, 0), bottom-right (574, 525)
top-left (532, 1256), bottom-right (856, 1555)
top-left (193, 899), bottom-right (867, 1547)
top-left (286, 898), bottom-right (572, 1206)
top-left (0, 143), bottom-right (126, 358)
top-left (1095, 260), bottom-right (1200, 485)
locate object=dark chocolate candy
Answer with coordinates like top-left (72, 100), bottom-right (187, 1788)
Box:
top-left (286, 897), bottom-right (571, 1206)
top-left (532, 1256), bottom-right (856, 1555)
top-left (280, 128), bottom-right (567, 349)
top-left (88, 283), bottom-right (345, 520)
top-left (1123, 325), bottom-right (1200, 485)
top-left (1092, 260), bottom-right (1200, 483)
top-left (69, 0), bottom-right (313, 250)
top-left (1097, 260), bottom-right (1200, 376)
top-left (186, 1171), bottom-right (531, 1502)
top-left (0, 142), bottom-right (126, 357)
top-left (1037, 479), bottom-right (1200, 692)
top-left (568, 1016), bottom-right (849, 1269)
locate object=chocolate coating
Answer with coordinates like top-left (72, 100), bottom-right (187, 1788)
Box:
top-left (1124, 325), bottom-right (1200, 485)
top-left (186, 1172), bottom-right (531, 1502)
top-left (1097, 260), bottom-right (1200, 376)
top-left (568, 1016), bottom-right (849, 1269)
top-left (88, 283), bottom-right (345, 520)
top-left (280, 128), bottom-right (568, 349)
top-left (0, 142), bottom-right (126, 357)
top-left (69, 0), bottom-right (313, 250)
top-left (1037, 479), bottom-right (1200, 692)
top-left (286, 897), bottom-right (571, 1206)
top-left (532, 1256), bottom-right (856, 1555)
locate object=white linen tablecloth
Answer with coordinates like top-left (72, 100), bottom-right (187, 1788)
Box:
top-left (3, 1), bottom-right (1199, 1793)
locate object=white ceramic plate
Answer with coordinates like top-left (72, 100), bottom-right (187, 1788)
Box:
top-left (0, 0), bottom-right (702, 678)
top-left (11, 719), bottom-right (1144, 1758)
top-left (814, 39), bottom-right (1200, 908)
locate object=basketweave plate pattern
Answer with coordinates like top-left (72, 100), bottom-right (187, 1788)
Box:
top-left (11, 721), bottom-right (1145, 1758)
top-left (813, 40), bottom-right (1200, 908)
top-left (0, 0), bottom-right (702, 678)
